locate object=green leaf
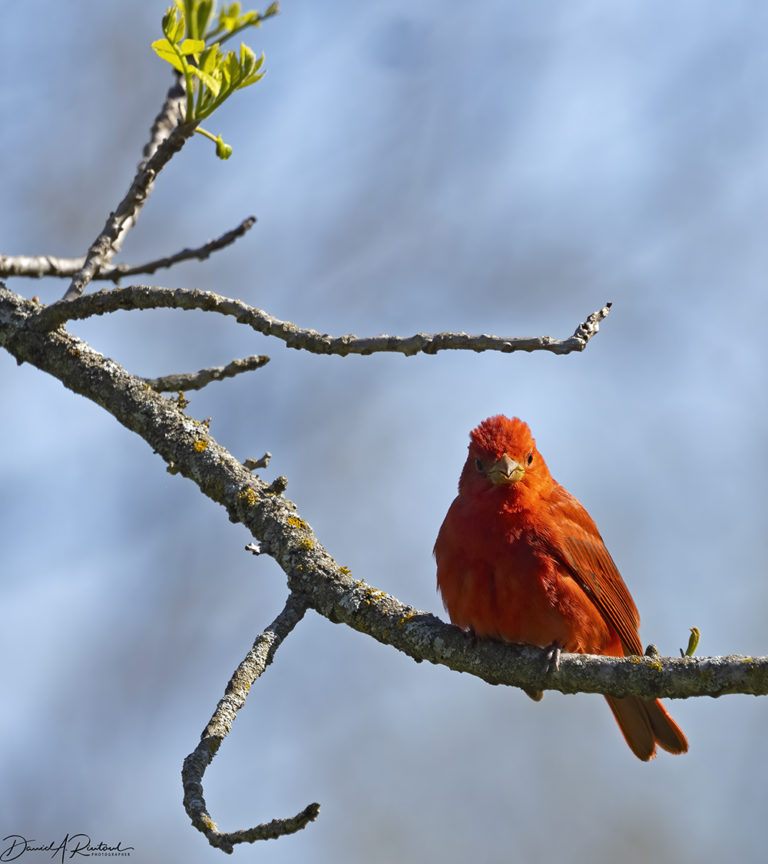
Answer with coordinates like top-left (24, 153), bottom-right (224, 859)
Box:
top-left (239, 69), bottom-right (265, 89)
top-left (162, 5), bottom-right (186, 43)
top-left (237, 47), bottom-right (265, 89)
top-left (188, 64), bottom-right (221, 97)
top-left (193, 0), bottom-right (216, 39)
top-left (239, 41), bottom-right (256, 74)
top-left (161, 7), bottom-right (175, 35)
top-left (223, 50), bottom-right (240, 87)
top-left (155, 1), bottom-right (270, 132)
top-left (177, 37), bottom-right (205, 55)
top-left (219, 2), bottom-right (242, 32)
top-left (151, 37), bottom-right (187, 73)
top-left (682, 627), bottom-right (701, 657)
top-left (199, 44), bottom-right (220, 75)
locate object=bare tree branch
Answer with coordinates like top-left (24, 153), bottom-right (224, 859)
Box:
top-left (3, 281), bottom-right (768, 849)
top-left (63, 115), bottom-right (196, 301)
top-left (111, 76), bottom-right (187, 259)
top-left (182, 591), bottom-right (320, 852)
top-left (0, 217), bottom-right (256, 282)
top-left (1, 283), bottom-right (765, 703)
top-left (33, 286), bottom-right (612, 358)
top-left (143, 354), bottom-right (270, 392)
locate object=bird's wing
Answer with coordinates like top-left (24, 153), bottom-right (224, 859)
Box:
top-left (545, 484), bottom-right (643, 656)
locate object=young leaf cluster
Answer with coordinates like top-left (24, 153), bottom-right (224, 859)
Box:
top-left (151, 0), bottom-right (275, 159)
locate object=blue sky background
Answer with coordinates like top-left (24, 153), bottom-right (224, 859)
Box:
top-left (2, 2), bottom-right (768, 862)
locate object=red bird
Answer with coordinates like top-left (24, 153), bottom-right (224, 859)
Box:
top-left (434, 415), bottom-right (688, 761)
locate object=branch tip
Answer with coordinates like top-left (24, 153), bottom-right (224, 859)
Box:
top-left (244, 452), bottom-right (272, 471)
top-left (144, 354), bottom-right (269, 392)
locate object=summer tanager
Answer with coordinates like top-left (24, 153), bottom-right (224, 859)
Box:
top-left (434, 415), bottom-right (688, 761)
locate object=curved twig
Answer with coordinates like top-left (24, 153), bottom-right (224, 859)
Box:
top-left (33, 287), bottom-right (612, 358)
top-left (181, 592), bottom-right (320, 852)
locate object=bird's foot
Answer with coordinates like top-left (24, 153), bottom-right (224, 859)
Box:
top-left (542, 642), bottom-right (562, 675)
top-left (524, 643), bottom-right (561, 702)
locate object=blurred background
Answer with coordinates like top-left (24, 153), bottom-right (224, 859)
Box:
top-left (2, 1), bottom-right (767, 861)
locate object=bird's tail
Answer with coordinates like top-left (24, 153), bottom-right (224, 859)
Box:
top-left (604, 695), bottom-right (688, 761)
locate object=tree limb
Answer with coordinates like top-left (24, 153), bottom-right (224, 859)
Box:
top-left (1, 283), bottom-right (764, 702)
top-left (32, 286), bottom-right (612, 358)
top-left (181, 591), bottom-right (320, 852)
top-left (0, 217), bottom-right (256, 282)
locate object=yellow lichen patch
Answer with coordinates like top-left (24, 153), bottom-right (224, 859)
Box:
top-left (287, 516), bottom-right (310, 531)
top-left (398, 611), bottom-right (416, 626)
top-left (339, 566), bottom-right (351, 576)
top-left (629, 656), bottom-right (662, 672)
top-left (238, 487), bottom-right (258, 507)
top-left (359, 585), bottom-right (387, 606)
top-left (298, 537), bottom-right (315, 550)
top-left (193, 439), bottom-right (208, 452)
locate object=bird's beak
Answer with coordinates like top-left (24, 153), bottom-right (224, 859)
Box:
top-left (487, 453), bottom-right (525, 486)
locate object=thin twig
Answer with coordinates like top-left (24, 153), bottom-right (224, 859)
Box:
top-left (0, 217), bottom-right (256, 282)
top-left (63, 122), bottom-right (196, 302)
top-left (212, 4), bottom-right (280, 47)
top-left (111, 76), bottom-right (188, 258)
top-left (34, 287), bottom-right (612, 358)
top-left (182, 592), bottom-right (320, 853)
top-left (143, 353), bottom-right (269, 391)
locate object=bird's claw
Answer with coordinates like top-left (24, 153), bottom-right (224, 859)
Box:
top-left (543, 642), bottom-right (562, 675)
top-left (524, 643), bottom-right (561, 701)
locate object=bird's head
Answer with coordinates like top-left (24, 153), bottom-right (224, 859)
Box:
top-left (459, 415), bottom-right (552, 498)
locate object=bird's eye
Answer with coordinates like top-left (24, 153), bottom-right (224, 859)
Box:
top-left (474, 457), bottom-right (484, 472)
top-left (526, 451), bottom-right (534, 466)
